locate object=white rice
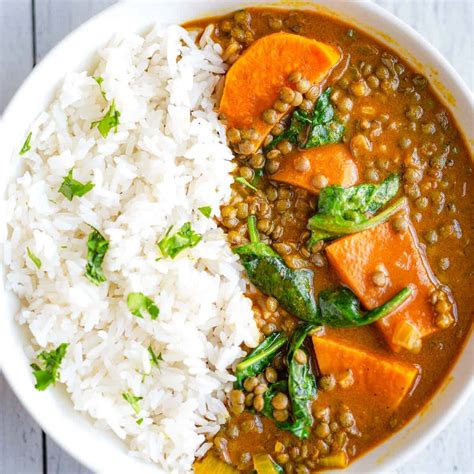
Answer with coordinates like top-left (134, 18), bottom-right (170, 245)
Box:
top-left (3, 24), bottom-right (259, 473)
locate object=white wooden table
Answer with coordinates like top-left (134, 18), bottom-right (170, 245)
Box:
top-left (0, 1), bottom-right (473, 473)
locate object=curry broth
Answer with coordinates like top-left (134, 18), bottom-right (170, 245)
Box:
top-left (186, 7), bottom-right (473, 472)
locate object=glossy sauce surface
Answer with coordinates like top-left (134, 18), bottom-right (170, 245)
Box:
top-left (187, 7), bottom-right (473, 472)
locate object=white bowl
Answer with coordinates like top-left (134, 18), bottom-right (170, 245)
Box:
top-left (1, 1), bottom-right (472, 472)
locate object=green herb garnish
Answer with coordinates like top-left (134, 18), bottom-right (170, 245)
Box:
top-left (30, 343), bottom-right (69, 391)
top-left (19, 131), bottom-right (32, 155)
top-left (94, 76), bottom-right (106, 99)
top-left (127, 293), bottom-right (159, 320)
top-left (234, 332), bottom-right (288, 389)
top-left (122, 391), bottom-right (143, 415)
top-left (136, 418), bottom-right (144, 425)
top-left (91, 99), bottom-right (120, 138)
top-left (198, 206), bottom-right (212, 218)
top-left (85, 227), bottom-right (109, 285)
top-left (235, 176), bottom-right (258, 192)
top-left (148, 346), bottom-right (163, 368)
top-left (27, 247), bottom-right (42, 269)
top-left (58, 169), bottom-right (95, 201)
top-left (157, 222), bottom-right (202, 259)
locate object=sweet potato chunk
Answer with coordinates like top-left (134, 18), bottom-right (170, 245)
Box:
top-left (220, 32), bottom-right (340, 153)
top-left (313, 335), bottom-right (419, 411)
top-left (271, 144), bottom-right (359, 193)
top-left (325, 212), bottom-right (441, 351)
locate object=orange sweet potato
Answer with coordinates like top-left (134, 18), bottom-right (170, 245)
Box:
top-left (220, 32), bottom-right (340, 153)
top-left (271, 144), bottom-right (359, 192)
top-left (313, 335), bottom-right (419, 412)
top-left (325, 211), bottom-right (442, 351)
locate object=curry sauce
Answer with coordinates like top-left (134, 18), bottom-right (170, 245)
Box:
top-left (187, 7), bottom-right (473, 473)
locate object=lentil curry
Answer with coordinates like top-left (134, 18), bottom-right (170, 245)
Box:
top-left (189, 7), bottom-right (473, 473)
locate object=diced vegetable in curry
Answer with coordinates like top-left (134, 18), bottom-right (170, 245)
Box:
top-left (186, 7), bottom-right (473, 473)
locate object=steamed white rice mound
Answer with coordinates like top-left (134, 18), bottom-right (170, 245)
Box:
top-left (3, 24), bottom-right (259, 473)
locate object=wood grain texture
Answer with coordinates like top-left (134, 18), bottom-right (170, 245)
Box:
top-left (0, 0), bottom-right (34, 111)
top-left (0, 1), bottom-right (473, 473)
top-left (0, 374), bottom-right (43, 473)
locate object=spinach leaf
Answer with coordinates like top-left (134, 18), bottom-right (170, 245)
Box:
top-left (27, 247), bottom-right (42, 269)
top-left (263, 88), bottom-right (344, 152)
top-left (234, 332), bottom-right (288, 389)
top-left (307, 174), bottom-right (404, 246)
top-left (58, 168), bottom-right (95, 201)
top-left (127, 292), bottom-right (159, 320)
top-left (235, 216), bottom-right (319, 322)
top-left (317, 173), bottom-right (400, 219)
top-left (30, 343), bottom-right (69, 391)
top-left (263, 110), bottom-right (310, 153)
top-left (85, 227), bottom-right (109, 285)
top-left (91, 99), bottom-right (120, 138)
top-left (277, 323), bottom-right (317, 439)
top-left (305, 88), bottom-right (345, 148)
top-left (318, 286), bottom-right (413, 328)
top-left (262, 380), bottom-right (288, 418)
top-left (19, 131), bottom-right (33, 155)
top-left (158, 222), bottom-right (202, 259)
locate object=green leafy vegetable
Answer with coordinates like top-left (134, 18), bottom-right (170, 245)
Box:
top-left (157, 222), bottom-right (202, 259)
top-left (252, 168), bottom-right (264, 187)
top-left (91, 99), bottom-right (120, 138)
top-left (122, 391), bottom-right (143, 415)
top-left (235, 176), bottom-right (259, 192)
top-left (263, 88), bottom-right (344, 152)
top-left (19, 131), bottom-right (32, 155)
top-left (94, 76), bottom-right (106, 99)
top-left (307, 174), bottom-right (404, 246)
top-left (148, 346), bottom-right (163, 368)
top-left (127, 293), bottom-right (159, 320)
top-left (262, 380), bottom-right (288, 418)
top-left (30, 343), bottom-right (69, 391)
top-left (234, 332), bottom-right (288, 389)
top-left (305, 88), bottom-right (345, 148)
top-left (85, 227), bottom-right (109, 285)
top-left (278, 323), bottom-right (317, 439)
top-left (235, 216), bottom-right (319, 322)
top-left (198, 206), bottom-right (212, 218)
top-left (263, 110), bottom-right (310, 153)
top-left (58, 169), bottom-right (95, 201)
top-left (318, 286), bottom-right (413, 328)
top-left (27, 247), bottom-right (42, 269)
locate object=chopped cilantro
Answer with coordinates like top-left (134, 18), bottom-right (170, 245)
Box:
top-left (127, 293), bottom-right (159, 320)
top-left (91, 99), bottom-right (120, 138)
top-left (157, 222), bottom-right (202, 259)
top-left (85, 228), bottom-right (109, 285)
top-left (148, 346), bottom-right (163, 368)
top-left (235, 176), bottom-right (258, 192)
top-left (30, 343), bottom-right (69, 391)
top-left (58, 169), bottom-right (95, 201)
top-left (27, 247), bottom-right (42, 269)
top-left (93, 76), bottom-right (106, 99)
top-left (19, 131), bottom-right (32, 155)
top-left (198, 206), bottom-right (212, 218)
top-left (122, 391), bottom-right (143, 415)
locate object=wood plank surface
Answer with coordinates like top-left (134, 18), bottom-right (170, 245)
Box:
top-left (0, 1), bottom-right (472, 473)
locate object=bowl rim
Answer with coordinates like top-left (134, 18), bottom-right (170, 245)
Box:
top-left (0, 1), bottom-right (472, 472)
